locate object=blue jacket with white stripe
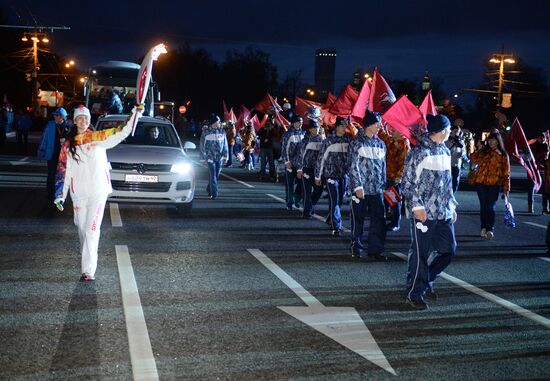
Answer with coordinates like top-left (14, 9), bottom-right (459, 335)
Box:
top-left (315, 133), bottom-right (351, 180)
top-left (281, 127), bottom-right (305, 168)
top-left (348, 128), bottom-right (386, 195)
top-left (200, 126), bottom-right (228, 162)
top-left (401, 133), bottom-right (457, 220)
top-left (297, 133), bottom-right (323, 171)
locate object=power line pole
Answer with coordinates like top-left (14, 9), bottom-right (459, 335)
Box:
top-left (489, 49), bottom-right (515, 111)
top-left (0, 24), bottom-right (70, 115)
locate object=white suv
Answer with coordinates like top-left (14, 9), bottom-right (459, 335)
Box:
top-left (95, 114), bottom-right (196, 215)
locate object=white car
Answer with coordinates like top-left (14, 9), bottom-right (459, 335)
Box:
top-left (95, 114), bottom-right (196, 215)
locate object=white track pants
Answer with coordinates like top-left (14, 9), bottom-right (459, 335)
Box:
top-left (73, 196), bottom-right (107, 276)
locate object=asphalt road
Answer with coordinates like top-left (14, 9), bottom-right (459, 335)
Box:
top-left (0, 151), bottom-right (549, 381)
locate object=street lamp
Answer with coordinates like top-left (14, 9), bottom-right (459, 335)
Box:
top-left (489, 52), bottom-right (515, 110)
top-left (21, 32), bottom-right (49, 115)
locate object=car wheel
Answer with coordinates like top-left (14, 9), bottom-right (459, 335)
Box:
top-left (176, 201), bottom-right (193, 216)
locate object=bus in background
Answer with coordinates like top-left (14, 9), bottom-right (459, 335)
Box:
top-left (83, 60), bottom-right (159, 123)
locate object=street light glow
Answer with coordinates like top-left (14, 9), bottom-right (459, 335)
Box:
top-left (21, 35), bottom-right (28, 42)
top-left (505, 58), bottom-right (515, 63)
top-left (69, 60), bottom-right (75, 65)
top-left (42, 37), bottom-right (49, 43)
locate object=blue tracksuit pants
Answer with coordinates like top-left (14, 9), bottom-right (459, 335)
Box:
top-left (301, 167), bottom-right (323, 216)
top-left (350, 193), bottom-right (386, 255)
top-left (406, 218), bottom-right (456, 302)
top-left (327, 177), bottom-right (347, 230)
top-left (207, 159), bottom-right (222, 197)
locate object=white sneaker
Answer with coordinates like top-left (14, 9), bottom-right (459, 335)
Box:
top-left (480, 228), bottom-right (486, 237)
top-left (485, 231), bottom-right (494, 240)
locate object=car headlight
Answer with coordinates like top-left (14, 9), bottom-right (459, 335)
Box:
top-left (171, 162), bottom-right (193, 174)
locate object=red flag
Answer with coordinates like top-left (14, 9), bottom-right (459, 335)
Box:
top-left (249, 114), bottom-right (261, 131)
top-left (368, 68), bottom-right (396, 113)
top-left (295, 96), bottom-right (323, 118)
top-left (329, 85), bottom-right (359, 116)
top-left (254, 93), bottom-right (282, 114)
top-left (223, 100), bottom-right (229, 121)
top-left (227, 108), bottom-right (237, 123)
top-left (504, 118), bottom-right (542, 192)
top-left (381, 95), bottom-right (424, 145)
top-left (278, 113), bottom-right (290, 129)
top-left (351, 79), bottom-right (371, 120)
top-left (324, 92), bottom-right (337, 108)
top-left (418, 90), bottom-right (438, 124)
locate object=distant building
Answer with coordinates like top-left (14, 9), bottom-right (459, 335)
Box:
top-left (422, 70), bottom-right (431, 91)
top-left (315, 49), bottom-right (336, 100)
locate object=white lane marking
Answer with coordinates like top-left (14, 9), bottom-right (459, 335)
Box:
top-left (191, 159), bottom-right (255, 188)
top-left (523, 222), bottom-right (547, 229)
top-left (248, 248), bottom-right (396, 375)
top-left (116, 245), bottom-right (159, 381)
top-left (265, 193), bottom-right (351, 231)
top-left (539, 257), bottom-right (550, 264)
top-left (219, 172), bottom-right (254, 188)
top-left (109, 202), bottom-right (123, 227)
top-left (9, 156), bottom-right (30, 166)
top-left (391, 252), bottom-right (550, 329)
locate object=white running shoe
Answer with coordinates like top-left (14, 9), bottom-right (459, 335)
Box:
top-left (480, 228), bottom-right (486, 237)
top-left (485, 231), bottom-right (494, 240)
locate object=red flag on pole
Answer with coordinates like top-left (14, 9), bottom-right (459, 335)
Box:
top-left (351, 79), bottom-right (372, 120)
top-left (324, 92), bottom-right (337, 109)
top-left (223, 100), bottom-right (230, 121)
top-left (249, 114), bottom-right (261, 131)
top-left (254, 93), bottom-right (282, 114)
top-left (329, 85), bottom-right (359, 116)
top-left (227, 108), bottom-right (237, 123)
top-left (381, 95), bottom-right (424, 145)
top-left (295, 96), bottom-right (323, 118)
top-left (504, 118), bottom-right (542, 192)
top-left (368, 68), bottom-right (396, 113)
top-left (418, 90), bottom-right (438, 124)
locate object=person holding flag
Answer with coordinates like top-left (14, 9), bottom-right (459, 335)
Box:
top-left (401, 114), bottom-right (457, 310)
top-left (348, 111), bottom-right (387, 260)
top-left (470, 130), bottom-right (510, 240)
top-left (54, 105), bottom-right (144, 281)
top-left (297, 120), bottom-right (324, 218)
top-left (281, 115), bottom-right (305, 210)
top-left (200, 113), bottom-right (229, 199)
top-left (315, 116), bottom-right (351, 236)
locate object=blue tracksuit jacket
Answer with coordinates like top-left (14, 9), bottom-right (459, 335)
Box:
top-left (347, 129), bottom-right (386, 195)
top-left (315, 133), bottom-right (351, 180)
top-left (401, 133), bottom-right (457, 220)
top-left (200, 126), bottom-right (229, 162)
top-left (298, 134), bottom-right (323, 171)
top-left (281, 127), bottom-right (304, 168)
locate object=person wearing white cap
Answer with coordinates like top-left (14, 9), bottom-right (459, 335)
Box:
top-left (54, 104), bottom-right (144, 281)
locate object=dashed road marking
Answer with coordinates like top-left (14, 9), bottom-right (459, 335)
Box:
top-left (390, 252), bottom-right (550, 329)
top-left (116, 245), bottom-right (159, 381)
top-left (109, 202), bottom-right (123, 227)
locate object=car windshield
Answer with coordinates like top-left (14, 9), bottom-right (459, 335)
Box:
top-left (96, 120), bottom-right (181, 148)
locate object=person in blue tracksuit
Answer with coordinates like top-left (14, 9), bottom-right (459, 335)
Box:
top-left (348, 111), bottom-right (387, 260)
top-left (37, 108), bottom-right (72, 203)
top-left (315, 117), bottom-right (351, 236)
top-left (281, 115), bottom-right (305, 210)
top-left (200, 113), bottom-right (228, 199)
top-left (297, 120), bottom-right (324, 218)
top-left (401, 114), bottom-right (458, 310)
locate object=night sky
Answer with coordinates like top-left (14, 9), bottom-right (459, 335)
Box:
top-left (3, 0), bottom-right (550, 103)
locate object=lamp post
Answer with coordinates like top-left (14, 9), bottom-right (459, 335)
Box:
top-left (22, 33), bottom-right (49, 115)
top-left (489, 52), bottom-right (515, 110)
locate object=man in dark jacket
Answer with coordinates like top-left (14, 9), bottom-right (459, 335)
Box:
top-left (258, 121), bottom-right (276, 180)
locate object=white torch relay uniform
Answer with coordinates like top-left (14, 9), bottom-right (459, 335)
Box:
top-left (54, 107), bottom-right (143, 277)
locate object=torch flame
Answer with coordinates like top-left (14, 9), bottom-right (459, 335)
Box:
top-left (152, 43), bottom-right (168, 61)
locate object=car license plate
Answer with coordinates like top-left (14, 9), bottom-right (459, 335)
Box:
top-left (125, 174), bottom-right (158, 183)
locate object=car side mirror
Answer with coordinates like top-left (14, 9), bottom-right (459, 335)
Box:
top-left (183, 141), bottom-right (196, 150)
